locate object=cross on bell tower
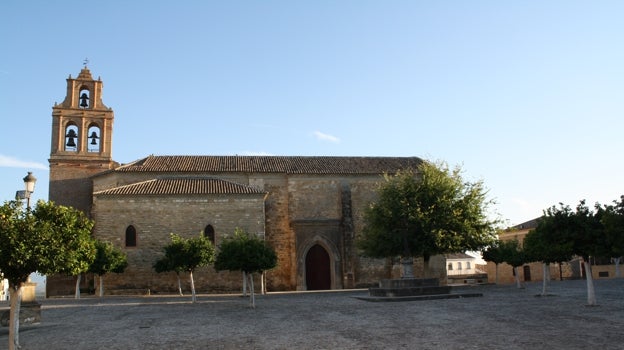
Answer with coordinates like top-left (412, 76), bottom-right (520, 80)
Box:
top-left (49, 66), bottom-right (117, 213)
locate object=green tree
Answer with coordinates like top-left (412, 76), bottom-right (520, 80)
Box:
top-left (153, 236), bottom-right (188, 296)
top-left (524, 213), bottom-right (574, 295)
top-left (158, 233), bottom-right (215, 303)
top-left (537, 201), bottom-right (606, 305)
top-left (53, 230), bottom-right (97, 300)
top-left (601, 196), bottom-right (624, 277)
top-left (0, 200), bottom-right (95, 350)
top-left (357, 162), bottom-right (498, 278)
top-left (215, 228), bottom-right (277, 307)
top-left (89, 240), bottom-right (128, 297)
top-left (499, 239), bottom-right (526, 289)
top-left (481, 240), bottom-right (504, 284)
top-left (571, 201), bottom-right (606, 306)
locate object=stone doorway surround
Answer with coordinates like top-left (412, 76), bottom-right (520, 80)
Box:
top-left (293, 219), bottom-right (343, 290)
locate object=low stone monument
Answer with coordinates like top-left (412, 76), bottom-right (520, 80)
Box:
top-left (1, 282), bottom-right (41, 326)
top-left (357, 278), bottom-right (482, 302)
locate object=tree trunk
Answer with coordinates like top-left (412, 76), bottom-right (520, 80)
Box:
top-left (8, 284), bottom-right (23, 350)
top-left (75, 274), bottom-right (81, 299)
top-left (242, 271), bottom-right (247, 296)
top-left (401, 257), bottom-right (414, 279)
top-left (189, 270), bottom-right (196, 303)
top-left (261, 271), bottom-right (266, 295)
top-left (584, 260), bottom-right (597, 306)
top-left (614, 257), bottom-right (621, 278)
top-left (541, 263), bottom-right (550, 296)
top-left (423, 256), bottom-right (431, 278)
top-left (248, 273), bottom-right (255, 308)
top-left (495, 264), bottom-right (499, 284)
top-left (514, 266), bottom-right (522, 288)
top-left (99, 275), bottom-right (104, 297)
top-left (175, 273), bottom-right (183, 296)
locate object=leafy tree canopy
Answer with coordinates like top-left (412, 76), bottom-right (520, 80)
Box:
top-left (154, 235), bottom-right (186, 274)
top-left (482, 240), bottom-right (504, 265)
top-left (89, 240), bottom-right (128, 276)
top-left (0, 200), bottom-right (96, 286)
top-left (154, 233), bottom-right (215, 274)
top-left (600, 196), bottom-right (624, 259)
top-left (537, 201), bottom-right (607, 261)
top-left (499, 239), bottom-right (526, 268)
top-left (523, 211), bottom-right (574, 264)
top-left (214, 228), bottom-right (277, 274)
top-left (357, 161), bottom-right (498, 261)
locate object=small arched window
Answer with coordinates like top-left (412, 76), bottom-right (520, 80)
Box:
top-left (466, 261), bottom-right (471, 270)
top-left (204, 225), bottom-right (215, 244)
top-left (457, 262), bottom-right (463, 270)
top-left (87, 124), bottom-right (101, 153)
top-left (125, 225), bottom-right (137, 247)
top-left (448, 263), bottom-right (453, 270)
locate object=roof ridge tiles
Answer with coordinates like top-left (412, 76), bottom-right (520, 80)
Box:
top-left (114, 155), bottom-right (422, 175)
top-left (94, 177), bottom-right (265, 196)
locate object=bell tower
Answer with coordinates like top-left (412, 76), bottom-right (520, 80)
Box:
top-left (49, 66), bottom-right (117, 214)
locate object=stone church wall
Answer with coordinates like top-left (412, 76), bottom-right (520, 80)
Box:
top-left (346, 178), bottom-right (389, 285)
top-left (92, 193), bottom-right (265, 293)
top-left (287, 176), bottom-right (342, 220)
top-left (284, 174), bottom-right (395, 289)
top-left (51, 170), bottom-right (416, 295)
top-left (49, 163), bottom-right (107, 214)
top-left (256, 174), bottom-right (296, 290)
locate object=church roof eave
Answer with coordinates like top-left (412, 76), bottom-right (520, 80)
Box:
top-left (93, 177), bottom-right (266, 196)
top-left (112, 154), bottom-right (422, 175)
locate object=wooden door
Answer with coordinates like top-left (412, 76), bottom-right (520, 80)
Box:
top-left (305, 244), bottom-right (331, 290)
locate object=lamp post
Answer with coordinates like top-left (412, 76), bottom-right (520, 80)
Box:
top-left (14, 172), bottom-right (40, 307)
top-left (15, 172), bottom-right (37, 208)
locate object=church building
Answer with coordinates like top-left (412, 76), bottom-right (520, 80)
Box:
top-left (47, 67), bottom-right (422, 296)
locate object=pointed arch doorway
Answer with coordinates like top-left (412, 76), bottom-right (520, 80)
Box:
top-left (305, 244), bottom-right (331, 290)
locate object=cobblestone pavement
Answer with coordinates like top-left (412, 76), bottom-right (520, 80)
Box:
top-left (1, 279), bottom-right (623, 349)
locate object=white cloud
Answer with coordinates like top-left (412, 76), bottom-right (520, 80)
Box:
top-left (313, 131), bottom-right (340, 143)
top-left (0, 155), bottom-right (48, 170)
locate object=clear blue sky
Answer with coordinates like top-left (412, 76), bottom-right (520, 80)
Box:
top-left (1, 1), bottom-right (623, 227)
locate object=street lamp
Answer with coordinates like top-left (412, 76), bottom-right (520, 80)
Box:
top-left (15, 171), bottom-right (37, 208)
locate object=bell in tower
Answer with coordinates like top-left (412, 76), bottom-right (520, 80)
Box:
top-left (89, 131), bottom-right (98, 145)
top-left (80, 92), bottom-right (89, 108)
top-left (65, 129), bottom-right (77, 149)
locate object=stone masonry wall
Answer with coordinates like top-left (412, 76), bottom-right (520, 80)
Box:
top-left (258, 175), bottom-right (295, 290)
top-left (66, 171), bottom-right (405, 295)
top-left (49, 162), bottom-right (112, 215)
top-left (285, 174), bottom-right (394, 289)
top-left (92, 193), bottom-right (265, 294)
top-left (346, 177), bottom-right (387, 285)
top-left (287, 176), bottom-right (341, 221)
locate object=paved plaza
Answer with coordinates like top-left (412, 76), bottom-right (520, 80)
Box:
top-left (1, 279), bottom-right (623, 349)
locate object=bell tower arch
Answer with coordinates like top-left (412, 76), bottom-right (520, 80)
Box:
top-left (49, 66), bottom-right (117, 214)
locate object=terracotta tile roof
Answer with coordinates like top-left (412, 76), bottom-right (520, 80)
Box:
top-left (115, 155), bottom-right (422, 174)
top-left (94, 178), bottom-right (265, 196)
top-left (445, 253), bottom-right (477, 260)
top-left (510, 218), bottom-right (541, 231)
